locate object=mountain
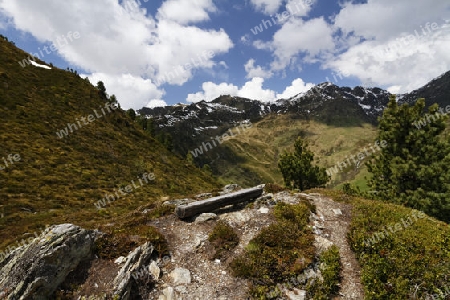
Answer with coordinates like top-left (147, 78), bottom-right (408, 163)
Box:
top-left (398, 70), bottom-right (450, 108)
top-left (139, 72), bottom-right (450, 188)
top-left (0, 36), bottom-right (219, 251)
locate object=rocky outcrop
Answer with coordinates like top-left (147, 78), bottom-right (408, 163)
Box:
top-left (112, 242), bottom-right (158, 300)
top-left (0, 224), bottom-right (98, 299)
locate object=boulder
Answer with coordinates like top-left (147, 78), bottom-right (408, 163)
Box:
top-left (112, 242), bottom-right (157, 300)
top-left (0, 224), bottom-right (98, 299)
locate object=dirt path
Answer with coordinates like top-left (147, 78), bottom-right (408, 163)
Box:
top-left (300, 193), bottom-right (365, 299)
top-left (147, 191), bottom-right (364, 299)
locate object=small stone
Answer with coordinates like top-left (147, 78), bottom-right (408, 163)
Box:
top-left (215, 259), bottom-right (221, 264)
top-left (160, 286), bottom-right (176, 300)
top-left (194, 213), bottom-right (217, 223)
top-left (332, 209), bottom-right (342, 215)
top-left (114, 256), bottom-right (126, 265)
top-left (150, 261), bottom-right (161, 280)
top-left (170, 267), bottom-right (191, 285)
top-left (314, 236), bottom-right (334, 254)
top-left (221, 270), bottom-right (226, 275)
top-left (285, 288), bottom-right (306, 300)
top-left (259, 207), bottom-right (270, 214)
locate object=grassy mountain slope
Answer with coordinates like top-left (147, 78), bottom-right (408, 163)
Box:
top-left (0, 37), bottom-right (219, 251)
top-left (212, 113), bottom-right (377, 189)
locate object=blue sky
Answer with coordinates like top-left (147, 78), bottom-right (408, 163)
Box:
top-left (1, 0), bottom-right (449, 109)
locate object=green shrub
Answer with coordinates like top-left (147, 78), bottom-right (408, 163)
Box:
top-left (307, 245), bottom-right (341, 299)
top-left (231, 202), bottom-right (315, 299)
top-left (208, 220), bottom-right (239, 260)
top-left (264, 183), bottom-right (285, 194)
top-left (348, 198), bottom-right (450, 299)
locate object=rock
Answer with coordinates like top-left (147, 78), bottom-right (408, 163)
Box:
top-left (170, 267), bottom-right (191, 285)
top-left (220, 184), bottom-right (240, 195)
top-left (333, 208), bottom-right (343, 215)
top-left (194, 213), bottom-right (217, 223)
top-left (164, 199), bottom-right (195, 206)
top-left (258, 207), bottom-right (270, 214)
top-left (114, 256), bottom-right (127, 265)
top-left (314, 236), bottom-right (334, 254)
top-left (285, 288), bottom-right (306, 300)
top-left (0, 224), bottom-right (98, 299)
top-left (195, 193), bottom-right (212, 199)
top-left (112, 242), bottom-right (157, 300)
top-left (150, 261), bottom-right (161, 280)
top-left (159, 286), bottom-right (176, 300)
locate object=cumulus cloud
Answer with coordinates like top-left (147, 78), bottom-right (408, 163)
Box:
top-left (157, 0), bottom-right (217, 25)
top-left (328, 0), bottom-right (450, 93)
top-left (186, 82), bottom-right (239, 103)
top-left (244, 59), bottom-right (273, 79)
top-left (0, 0), bottom-right (233, 108)
top-left (187, 77), bottom-right (279, 103)
top-left (146, 99), bottom-right (168, 108)
top-left (249, 0), bottom-right (284, 15)
top-left (255, 17), bottom-right (334, 71)
top-left (276, 78), bottom-right (314, 99)
top-left (85, 73), bottom-right (165, 110)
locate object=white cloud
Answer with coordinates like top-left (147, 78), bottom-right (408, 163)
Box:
top-left (186, 77), bottom-right (276, 102)
top-left (276, 78), bottom-right (314, 99)
top-left (186, 82), bottom-right (239, 103)
top-left (328, 0), bottom-right (450, 93)
top-left (255, 17), bottom-right (334, 71)
top-left (158, 0), bottom-right (216, 25)
top-left (0, 0), bottom-right (233, 104)
top-left (85, 73), bottom-right (164, 110)
top-left (146, 99), bottom-right (168, 108)
top-left (250, 0), bottom-right (284, 15)
top-left (244, 59), bottom-right (273, 79)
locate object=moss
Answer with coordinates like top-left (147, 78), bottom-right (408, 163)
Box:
top-left (208, 220), bottom-right (239, 260)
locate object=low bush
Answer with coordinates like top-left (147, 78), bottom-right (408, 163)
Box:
top-left (208, 220), bottom-right (239, 260)
top-left (231, 201), bottom-right (315, 299)
top-left (348, 198), bottom-right (450, 299)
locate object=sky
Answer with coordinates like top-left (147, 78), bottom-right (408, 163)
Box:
top-left (1, 0), bottom-right (450, 110)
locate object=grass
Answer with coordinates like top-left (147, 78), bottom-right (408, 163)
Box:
top-left (0, 37), bottom-right (220, 254)
top-left (215, 114), bottom-right (378, 188)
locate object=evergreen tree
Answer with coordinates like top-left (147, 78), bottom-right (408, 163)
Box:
top-left (126, 108), bottom-right (136, 120)
top-left (367, 96), bottom-right (450, 222)
top-left (278, 137), bottom-right (329, 191)
top-left (96, 81), bottom-right (107, 99)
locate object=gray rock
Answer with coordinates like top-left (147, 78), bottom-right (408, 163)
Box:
top-left (220, 184), bottom-right (240, 195)
top-left (164, 199), bottom-right (195, 206)
top-left (333, 208), bottom-right (343, 215)
top-left (113, 242), bottom-right (157, 300)
top-left (285, 288), bottom-right (306, 300)
top-left (195, 193), bottom-right (212, 199)
top-left (159, 286), bottom-right (176, 300)
top-left (314, 236), bottom-right (334, 254)
top-left (194, 213), bottom-right (217, 223)
top-left (258, 207), bottom-right (270, 214)
top-left (170, 267), bottom-right (191, 285)
top-left (0, 224), bottom-right (98, 299)
top-left (150, 261), bottom-right (161, 280)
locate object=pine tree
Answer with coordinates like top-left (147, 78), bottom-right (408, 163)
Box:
top-left (278, 137), bottom-right (329, 191)
top-left (367, 96), bottom-right (450, 222)
top-left (96, 81), bottom-right (107, 99)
